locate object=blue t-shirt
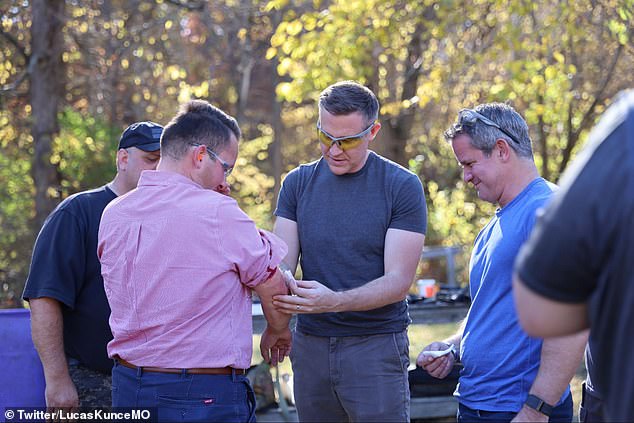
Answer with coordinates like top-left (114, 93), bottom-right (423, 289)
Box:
top-left (457, 177), bottom-right (569, 412)
top-left (275, 152), bottom-right (427, 336)
top-left (23, 186), bottom-right (117, 373)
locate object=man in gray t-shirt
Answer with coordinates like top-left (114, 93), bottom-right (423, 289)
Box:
top-left (273, 81), bottom-right (427, 421)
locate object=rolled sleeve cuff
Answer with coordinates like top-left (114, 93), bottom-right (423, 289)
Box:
top-left (242, 229), bottom-right (288, 288)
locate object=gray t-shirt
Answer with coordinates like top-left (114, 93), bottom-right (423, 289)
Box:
top-left (275, 151), bottom-right (427, 336)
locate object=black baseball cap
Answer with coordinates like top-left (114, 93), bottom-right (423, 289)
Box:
top-left (118, 121), bottom-right (163, 151)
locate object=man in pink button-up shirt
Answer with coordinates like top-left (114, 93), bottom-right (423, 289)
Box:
top-left (98, 100), bottom-right (291, 422)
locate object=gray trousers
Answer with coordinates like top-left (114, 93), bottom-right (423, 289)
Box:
top-left (290, 330), bottom-right (410, 422)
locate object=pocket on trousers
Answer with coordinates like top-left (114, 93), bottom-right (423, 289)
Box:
top-left (390, 331), bottom-right (410, 373)
top-left (157, 395), bottom-right (216, 408)
top-left (156, 394), bottom-right (244, 423)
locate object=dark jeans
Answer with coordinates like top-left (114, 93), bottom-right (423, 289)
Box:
top-left (458, 392), bottom-right (573, 422)
top-left (579, 382), bottom-right (604, 422)
top-left (112, 362), bottom-right (256, 422)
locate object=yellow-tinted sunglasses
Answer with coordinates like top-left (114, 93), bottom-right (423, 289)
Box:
top-left (317, 121), bottom-right (376, 151)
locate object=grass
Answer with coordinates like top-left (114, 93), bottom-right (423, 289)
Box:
top-left (252, 322), bottom-right (586, 422)
top-left (407, 323), bottom-right (460, 364)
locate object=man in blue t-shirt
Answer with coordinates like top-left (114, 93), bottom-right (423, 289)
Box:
top-left (417, 103), bottom-right (587, 422)
top-left (273, 81), bottom-right (427, 421)
top-left (22, 122), bottom-right (162, 410)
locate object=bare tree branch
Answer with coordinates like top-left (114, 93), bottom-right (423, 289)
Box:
top-left (0, 28), bottom-right (28, 60)
top-left (558, 43), bottom-right (623, 174)
top-left (164, 0), bottom-right (205, 11)
top-left (0, 44), bottom-right (35, 94)
top-left (0, 71), bottom-right (28, 93)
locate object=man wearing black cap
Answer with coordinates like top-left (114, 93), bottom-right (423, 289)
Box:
top-left (23, 121), bottom-right (162, 411)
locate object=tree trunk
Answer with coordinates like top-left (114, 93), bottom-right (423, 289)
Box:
top-left (537, 92), bottom-right (548, 181)
top-left (375, 9), bottom-right (434, 167)
top-left (270, 10), bottom-right (284, 209)
top-left (30, 0), bottom-right (65, 228)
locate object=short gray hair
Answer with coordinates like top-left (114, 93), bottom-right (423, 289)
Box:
top-left (445, 102), bottom-right (533, 159)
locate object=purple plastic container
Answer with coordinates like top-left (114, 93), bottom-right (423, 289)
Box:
top-left (0, 308), bottom-right (45, 410)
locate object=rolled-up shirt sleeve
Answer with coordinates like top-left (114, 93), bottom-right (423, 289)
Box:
top-left (218, 201), bottom-right (288, 288)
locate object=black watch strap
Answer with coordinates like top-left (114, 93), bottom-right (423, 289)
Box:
top-left (450, 346), bottom-right (459, 362)
top-left (525, 394), bottom-right (554, 416)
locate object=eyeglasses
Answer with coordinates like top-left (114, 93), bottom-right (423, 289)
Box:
top-left (192, 144), bottom-right (233, 178)
top-left (317, 121), bottom-right (376, 151)
top-left (458, 109), bottom-right (522, 145)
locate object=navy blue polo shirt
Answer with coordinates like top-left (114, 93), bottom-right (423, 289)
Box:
top-left (23, 186), bottom-right (117, 374)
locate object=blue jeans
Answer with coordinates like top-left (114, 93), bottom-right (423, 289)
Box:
top-left (458, 392), bottom-right (573, 422)
top-left (112, 362), bottom-right (256, 422)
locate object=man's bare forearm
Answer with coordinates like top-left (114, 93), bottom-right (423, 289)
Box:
top-left (529, 330), bottom-right (589, 404)
top-left (30, 297), bottom-right (80, 408)
top-left (337, 229), bottom-right (425, 312)
top-left (30, 298), bottom-right (71, 380)
top-left (255, 270), bottom-right (292, 331)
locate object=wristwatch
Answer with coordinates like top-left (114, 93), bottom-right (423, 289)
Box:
top-left (524, 394), bottom-right (554, 416)
top-left (448, 344), bottom-right (459, 362)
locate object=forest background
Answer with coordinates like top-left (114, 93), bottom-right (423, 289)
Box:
top-left (1, 0), bottom-right (632, 307)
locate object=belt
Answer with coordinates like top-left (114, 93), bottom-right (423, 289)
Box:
top-left (115, 357), bottom-right (247, 375)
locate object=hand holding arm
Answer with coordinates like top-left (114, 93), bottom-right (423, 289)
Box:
top-left (272, 279), bottom-right (342, 314)
top-left (29, 297), bottom-right (80, 410)
top-left (273, 216), bottom-right (344, 314)
top-left (272, 228), bottom-right (425, 314)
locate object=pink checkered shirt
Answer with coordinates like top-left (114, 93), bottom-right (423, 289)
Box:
top-left (98, 170), bottom-right (287, 369)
